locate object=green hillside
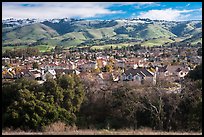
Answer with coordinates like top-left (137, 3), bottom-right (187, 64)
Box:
top-left (85, 27), bottom-right (116, 39)
top-left (141, 37), bottom-right (175, 47)
top-left (62, 32), bottom-right (87, 40)
top-left (2, 19), bottom-right (202, 49)
top-left (170, 21), bottom-right (202, 37)
top-left (139, 24), bottom-right (177, 39)
top-left (180, 32), bottom-right (202, 45)
top-left (2, 23), bottom-right (59, 46)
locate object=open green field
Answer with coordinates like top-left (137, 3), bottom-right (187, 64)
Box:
top-left (35, 45), bottom-right (55, 52)
top-left (2, 45), bottom-right (27, 52)
top-left (2, 45), bottom-right (55, 53)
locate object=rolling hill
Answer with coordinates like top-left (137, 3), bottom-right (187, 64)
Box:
top-left (2, 23), bottom-right (59, 46)
top-left (2, 18), bottom-right (202, 49)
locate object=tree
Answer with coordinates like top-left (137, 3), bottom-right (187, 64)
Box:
top-left (2, 79), bottom-right (57, 131)
top-left (2, 74), bottom-right (85, 131)
top-left (178, 79), bottom-right (202, 131)
top-left (185, 64), bottom-right (202, 81)
top-left (57, 74), bottom-right (85, 113)
top-left (32, 62), bottom-right (39, 69)
top-left (54, 45), bottom-right (63, 54)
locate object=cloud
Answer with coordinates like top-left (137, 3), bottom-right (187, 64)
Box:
top-left (186, 3), bottom-right (190, 7)
top-left (134, 2), bottom-right (160, 9)
top-left (108, 2), bottom-right (156, 5)
top-left (2, 2), bottom-right (201, 21)
top-left (137, 8), bottom-right (201, 21)
top-left (2, 2), bottom-right (125, 20)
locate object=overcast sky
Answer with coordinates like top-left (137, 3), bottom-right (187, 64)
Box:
top-left (2, 2), bottom-right (202, 21)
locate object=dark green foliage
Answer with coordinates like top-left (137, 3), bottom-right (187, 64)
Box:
top-left (114, 26), bottom-right (128, 34)
top-left (54, 45), bottom-right (63, 54)
top-left (89, 20), bottom-right (118, 28)
top-left (178, 79), bottom-right (202, 131)
top-left (197, 47), bottom-right (202, 56)
top-left (83, 30), bottom-right (94, 39)
top-left (2, 75), bottom-right (85, 131)
top-left (185, 64), bottom-right (202, 81)
top-left (32, 62), bottom-right (39, 69)
top-left (171, 23), bottom-right (188, 36)
top-left (42, 20), bottom-right (78, 35)
top-left (2, 47), bottom-right (40, 58)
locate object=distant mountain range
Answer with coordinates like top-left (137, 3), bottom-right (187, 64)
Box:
top-left (2, 18), bottom-right (202, 47)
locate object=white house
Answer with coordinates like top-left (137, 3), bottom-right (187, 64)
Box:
top-left (122, 68), bottom-right (156, 85)
top-left (42, 69), bottom-right (56, 81)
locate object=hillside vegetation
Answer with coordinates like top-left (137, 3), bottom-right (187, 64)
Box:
top-left (2, 18), bottom-right (202, 50)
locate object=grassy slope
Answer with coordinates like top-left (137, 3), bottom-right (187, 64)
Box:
top-left (139, 24), bottom-right (177, 39)
top-left (3, 23), bottom-right (59, 44)
top-left (62, 32), bottom-right (87, 40)
top-left (191, 38), bottom-right (202, 45)
top-left (62, 39), bottom-right (84, 47)
top-left (141, 37), bottom-right (174, 47)
top-left (36, 45), bottom-right (55, 52)
top-left (86, 27), bottom-right (116, 39)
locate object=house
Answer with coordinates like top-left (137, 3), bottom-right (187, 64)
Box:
top-left (111, 72), bottom-right (121, 82)
top-left (156, 66), bottom-right (168, 79)
top-left (78, 61), bottom-right (98, 72)
top-left (166, 65), bottom-right (189, 78)
top-left (115, 60), bottom-right (125, 69)
top-left (125, 58), bottom-right (146, 68)
top-left (19, 69), bottom-right (35, 80)
top-left (2, 69), bottom-right (14, 79)
top-left (96, 58), bottom-right (107, 68)
top-left (68, 61), bottom-right (77, 69)
top-left (42, 69), bottom-right (56, 81)
top-left (44, 63), bottom-right (64, 70)
top-left (29, 69), bottom-right (42, 80)
top-left (55, 69), bottom-right (80, 77)
top-left (2, 57), bottom-right (10, 66)
top-left (122, 68), bottom-right (156, 85)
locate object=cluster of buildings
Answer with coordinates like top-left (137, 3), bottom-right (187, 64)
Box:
top-left (2, 45), bottom-right (202, 86)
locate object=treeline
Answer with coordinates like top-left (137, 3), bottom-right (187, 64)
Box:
top-left (2, 65), bottom-right (202, 132)
top-left (167, 41), bottom-right (202, 48)
top-left (3, 39), bottom-right (48, 47)
top-left (3, 42), bottom-right (33, 47)
top-left (70, 44), bottom-right (143, 53)
top-left (2, 47), bottom-right (40, 58)
top-left (78, 38), bottom-right (141, 47)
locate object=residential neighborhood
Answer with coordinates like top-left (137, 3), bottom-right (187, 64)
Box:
top-left (2, 44), bottom-right (202, 89)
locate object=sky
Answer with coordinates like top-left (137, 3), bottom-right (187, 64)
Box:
top-left (2, 2), bottom-right (202, 21)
